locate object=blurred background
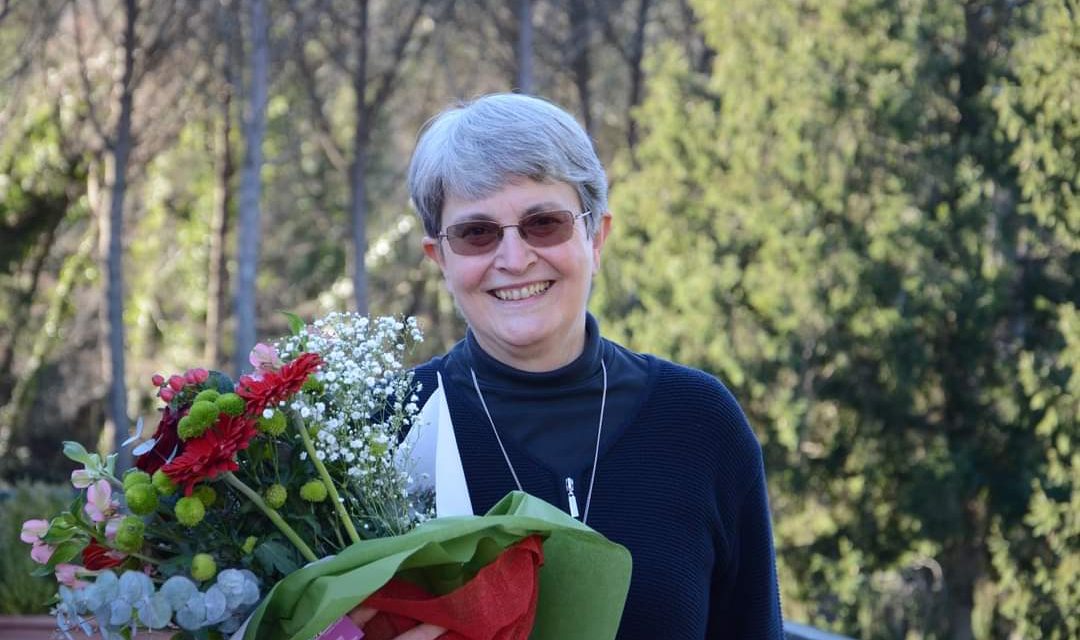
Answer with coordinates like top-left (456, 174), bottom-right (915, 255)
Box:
top-left (0, 0), bottom-right (1077, 638)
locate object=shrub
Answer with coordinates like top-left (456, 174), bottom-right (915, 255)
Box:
top-left (0, 482), bottom-right (73, 614)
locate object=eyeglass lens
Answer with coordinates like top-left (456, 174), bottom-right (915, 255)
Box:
top-left (442, 210), bottom-right (581, 255)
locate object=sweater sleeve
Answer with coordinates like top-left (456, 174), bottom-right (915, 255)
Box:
top-left (708, 438), bottom-right (784, 638)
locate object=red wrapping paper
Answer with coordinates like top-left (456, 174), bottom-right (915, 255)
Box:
top-left (356, 535), bottom-right (545, 640)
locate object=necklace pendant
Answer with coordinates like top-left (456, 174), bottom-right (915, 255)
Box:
top-left (565, 477), bottom-right (580, 519)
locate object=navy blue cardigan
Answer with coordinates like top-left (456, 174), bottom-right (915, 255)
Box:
top-left (412, 347), bottom-right (784, 639)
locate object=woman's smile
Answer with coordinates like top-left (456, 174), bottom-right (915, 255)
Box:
top-left (489, 280), bottom-right (554, 301)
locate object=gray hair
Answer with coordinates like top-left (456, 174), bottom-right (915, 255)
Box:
top-left (408, 93), bottom-right (608, 239)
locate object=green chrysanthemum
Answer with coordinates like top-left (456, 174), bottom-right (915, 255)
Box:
top-left (191, 553), bottom-right (217, 582)
top-left (192, 389), bottom-right (220, 404)
top-left (125, 482), bottom-right (159, 515)
top-left (122, 469), bottom-right (152, 491)
top-left (193, 484), bottom-right (218, 508)
top-left (175, 496), bottom-right (206, 527)
top-left (257, 410), bottom-right (287, 437)
top-left (188, 400), bottom-right (221, 428)
top-left (152, 469), bottom-right (177, 496)
top-left (177, 415), bottom-right (208, 441)
top-left (299, 480), bottom-right (328, 503)
top-left (114, 516), bottom-right (145, 553)
top-left (215, 392), bottom-right (246, 417)
top-left (264, 483), bottom-right (287, 509)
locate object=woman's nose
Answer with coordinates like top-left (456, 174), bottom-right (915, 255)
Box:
top-left (493, 226), bottom-right (536, 273)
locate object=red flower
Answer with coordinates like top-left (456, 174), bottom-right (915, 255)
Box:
top-left (161, 414), bottom-right (259, 496)
top-left (236, 352), bottom-right (322, 416)
top-left (83, 540), bottom-right (125, 571)
top-left (136, 406), bottom-right (184, 474)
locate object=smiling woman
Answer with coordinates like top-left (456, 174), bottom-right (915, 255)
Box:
top-left (393, 93), bottom-right (785, 639)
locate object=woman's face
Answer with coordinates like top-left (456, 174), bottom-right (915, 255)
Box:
top-left (422, 179), bottom-right (611, 372)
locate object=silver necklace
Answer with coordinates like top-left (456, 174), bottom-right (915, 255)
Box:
top-left (469, 359), bottom-right (608, 525)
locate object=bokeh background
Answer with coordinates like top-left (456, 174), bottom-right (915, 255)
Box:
top-left (0, 1), bottom-right (1077, 638)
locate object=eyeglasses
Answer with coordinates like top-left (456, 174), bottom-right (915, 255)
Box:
top-left (437, 210), bottom-right (591, 256)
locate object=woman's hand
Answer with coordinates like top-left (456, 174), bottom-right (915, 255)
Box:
top-left (349, 606), bottom-right (446, 640)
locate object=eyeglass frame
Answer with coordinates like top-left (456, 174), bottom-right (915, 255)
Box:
top-left (435, 209), bottom-right (593, 256)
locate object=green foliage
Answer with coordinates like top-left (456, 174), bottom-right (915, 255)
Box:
top-left (0, 483), bottom-right (74, 613)
top-left (595, 0), bottom-right (1078, 637)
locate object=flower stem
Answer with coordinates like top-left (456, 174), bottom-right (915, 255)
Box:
top-left (292, 413), bottom-right (361, 545)
top-left (222, 472), bottom-right (317, 563)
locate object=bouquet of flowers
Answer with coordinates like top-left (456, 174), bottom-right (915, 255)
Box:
top-left (24, 312), bottom-right (632, 640)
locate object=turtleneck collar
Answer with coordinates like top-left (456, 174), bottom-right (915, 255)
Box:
top-left (463, 313), bottom-right (603, 389)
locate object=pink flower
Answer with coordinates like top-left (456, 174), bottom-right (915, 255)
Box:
top-left (151, 373), bottom-right (165, 387)
top-left (192, 368), bottom-right (209, 383)
top-left (105, 517), bottom-right (123, 540)
top-left (55, 564), bottom-right (89, 589)
top-left (249, 343), bottom-right (284, 374)
top-left (20, 519), bottom-right (49, 544)
top-left (30, 541), bottom-right (55, 564)
top-left (70, 469), bottom-right (93, 489)
top-left (84, 479), bottom-right (115, 523)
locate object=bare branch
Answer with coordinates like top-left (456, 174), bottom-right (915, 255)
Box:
top-left (295, 47), bottom-right (349, 173)
top-left (369, 0), bottom-right (432, 117)
top-left (593, 0), bottom-right (631, 62)
top-left (72, 0), bottom-right (111, 149)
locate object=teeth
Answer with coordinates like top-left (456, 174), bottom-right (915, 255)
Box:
top-left (492, 281), bottom-right (552, 301)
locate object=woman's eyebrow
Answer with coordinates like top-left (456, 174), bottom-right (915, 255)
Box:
top-left (454, 201), bottom-right (568, 221)
top-left (522, 201), bottom-right (567, 215)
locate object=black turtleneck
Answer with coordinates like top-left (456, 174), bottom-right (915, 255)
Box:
top-left (438, 313), bottom-right (651, 480)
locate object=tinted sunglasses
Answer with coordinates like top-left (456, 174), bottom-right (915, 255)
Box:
top-left (437, 210), bottom-right (591, 256)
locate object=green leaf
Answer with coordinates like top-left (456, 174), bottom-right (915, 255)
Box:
top-left (47, 539), bottom-right (86, 568)
top-left (254, 540), bottom-right (300, 576)
top-left (282, 311), bottom-right (306, 336)
top-left (42, 521), bottom-right (77, 545)
top-left (62, 441), bottom-right (93, 465)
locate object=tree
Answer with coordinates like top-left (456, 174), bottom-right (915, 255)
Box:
top-left (286, 0), bottom-right (438, 315)
top-left (594, 0), bottom-right (1078, 637)
top-left (233, 0), bottom-right (270, 377)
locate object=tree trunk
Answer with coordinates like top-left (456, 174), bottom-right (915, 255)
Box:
top-left (206, 23), bottom-right (236, 368)
top-left (568, 0), bottom-right (592, 134)
top-left (103, 0), bottom-right (138, 473)
top-left (233, 0), bottom-right (269, 377)
top-left (350, 0), bottom-right (370, 315)
top-left (516, 0), bottom-right (533, 93)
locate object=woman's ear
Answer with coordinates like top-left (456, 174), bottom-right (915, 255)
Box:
top-left (422, 236), bottom-right (445, 270)
top-left (591, 212), bottom-right (613, 271)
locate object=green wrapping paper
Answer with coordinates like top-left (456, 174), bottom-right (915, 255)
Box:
top-left (242, 492), bottom-right (633, 640)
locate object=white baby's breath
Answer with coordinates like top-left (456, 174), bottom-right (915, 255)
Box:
top-left (277, 312), bottom-right (429, 535)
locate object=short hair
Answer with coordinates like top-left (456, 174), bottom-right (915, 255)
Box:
top-left (408, 93), bottom-right (608, 239)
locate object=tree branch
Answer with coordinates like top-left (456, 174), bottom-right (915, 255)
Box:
top-left (368, 0), bottom-right (432, 117)
top-left (71, 0), bottom-right (110, 149)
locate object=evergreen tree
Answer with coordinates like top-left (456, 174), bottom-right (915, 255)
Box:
top-left (595, 1), bottom-right (1078, 637)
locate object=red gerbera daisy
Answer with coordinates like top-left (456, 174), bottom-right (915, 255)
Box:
top-left (82, 539), bottom-right (126, 571)
top-left (236, 352), bottom-right (322, 416)
top-left (161, 414), bottom-right (259, 496)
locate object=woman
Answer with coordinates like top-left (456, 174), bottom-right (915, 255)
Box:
top-left (404, 93), bottom-right (783, 638)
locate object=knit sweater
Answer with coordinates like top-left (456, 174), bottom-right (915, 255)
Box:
top-left (412, 338), bottom-right (784, 639)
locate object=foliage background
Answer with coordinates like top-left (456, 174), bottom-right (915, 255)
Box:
top-left (0, 1), bottom-right (1076, 638)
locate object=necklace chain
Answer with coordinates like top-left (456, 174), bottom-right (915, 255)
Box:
top-left (469, 359), bottom-right (608, 525)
